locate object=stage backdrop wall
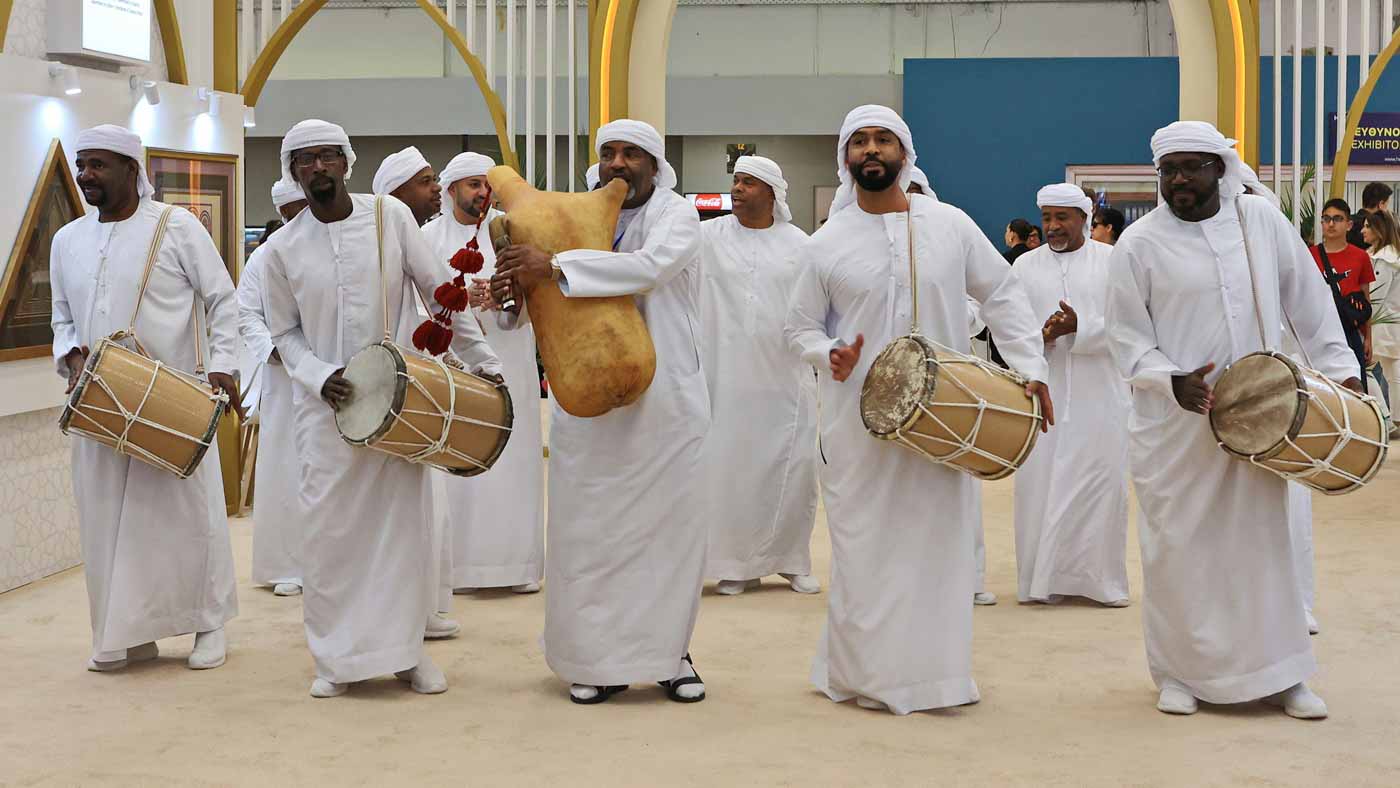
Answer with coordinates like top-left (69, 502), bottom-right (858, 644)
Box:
top-left (0, 53), bottom-right (244, 593)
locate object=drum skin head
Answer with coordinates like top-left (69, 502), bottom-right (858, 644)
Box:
top-left (336, 344), bottom-right (402, 442)
top-left (1210, 352), bottom-right (1304, 457)
top-left (861, 336), bottom-right (934, 436)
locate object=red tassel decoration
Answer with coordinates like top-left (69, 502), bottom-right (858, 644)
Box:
top-left (413, 184), bottom-right (493, 356)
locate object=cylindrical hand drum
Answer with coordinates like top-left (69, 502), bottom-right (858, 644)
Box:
top-left (59, 335), bottom-right (227, 479)
top-left (335, 341), bottom-right (513, 477)
top-left (860, 334), bottom-right (1042, 480)
top-left (1210, 350), bottom-right (1387, 494)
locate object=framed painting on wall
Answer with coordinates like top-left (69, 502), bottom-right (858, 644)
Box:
top-left (147, 148), bottom-right (239, 283)
top-left (0, 139), bottom-right (87, 362)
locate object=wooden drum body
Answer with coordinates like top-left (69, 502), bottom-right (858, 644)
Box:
top-left (335, 341), bottom-right (513, 476)
top-left (1210, 351), bottom-right (1387, 494)
top-left (860, 334), bottom-right (1042, 480)
top-left (59, 336), bottom-right (227, 478)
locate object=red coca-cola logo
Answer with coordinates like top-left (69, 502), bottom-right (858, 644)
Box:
top-left (693, 194), bottom-right (724, 210)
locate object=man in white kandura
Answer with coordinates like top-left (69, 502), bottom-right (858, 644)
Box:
top-left (239, 178), bottom-right (308, 597)
top-left (699, 155), bottom-right (819, 596)
top-left (51, 125), bottom-right (240, 672)
top-left (424, 152), bottom-right (544, 596)
top-left (1005, 183), bottom-right (1130, 607)
top-left (372, 146), bottom-right (461, 640)
top-left (785, 105), bottom-right (1053, 715)
top-left (260, 120), bottom-right (502, 698)
top-left (490, 119), bottom-right (711, 705)
top-left (1105, 121), bottom-right (1358, 719)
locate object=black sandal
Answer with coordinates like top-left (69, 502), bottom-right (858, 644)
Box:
top-left (658, 654), bottom-right (706, 703)
top-left (570, 684), bottom-right (628, 705)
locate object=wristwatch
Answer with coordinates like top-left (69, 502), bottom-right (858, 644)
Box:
top-left (549, 254), bottom-right (563, 281)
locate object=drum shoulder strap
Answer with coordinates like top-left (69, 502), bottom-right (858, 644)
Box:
top-left (376, 195), bottom-right (391, 343)
top-left (126, 205), bottom-right (177, 336)
top-left (1236, 199), bottom-right (1312, 368)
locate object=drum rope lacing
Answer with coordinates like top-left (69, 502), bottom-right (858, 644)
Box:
top-left (884, 206), bottom-right (1041, 474)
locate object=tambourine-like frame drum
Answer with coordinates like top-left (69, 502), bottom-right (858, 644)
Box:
top-left (335, 341), bottom-right (513, 477)
top-left (59, 335), bottom-right (227, 479)
top-left (860, 334), bottom-right (1042, 480)
top-left (1210, 350), bottom-right (1387, 495)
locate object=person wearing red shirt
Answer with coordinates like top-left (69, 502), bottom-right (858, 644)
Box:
top-left (1311, 198), bottom-right (1376, 384)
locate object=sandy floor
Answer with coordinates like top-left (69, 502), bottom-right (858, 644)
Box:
top-left (3, 445), bottom-right (1399, 786)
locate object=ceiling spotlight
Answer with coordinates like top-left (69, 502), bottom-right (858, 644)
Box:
top-left (199, 87), bottom-right (223, 118)
top-left (243, 107), bottom-right (256, 128)
top-left (49, 63), bottom-right (81, 96)
top-left (130, 75), bottom-right (160, 105)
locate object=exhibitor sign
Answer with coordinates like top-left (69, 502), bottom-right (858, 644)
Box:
top-left (1329, 112), bottom-right (1400, 165)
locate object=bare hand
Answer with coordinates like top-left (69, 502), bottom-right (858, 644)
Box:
top-left (63, 346), bottom-right (90, 394)
top-left (469, 277), bottom-right (499, 311)
top-left (1364, 332), bottom-right (1374, 366)
top-left (1172, 362), bottom-right (1215, 414)
top-left (208, 372), bottom-right (245, 420)
top-left (1342, 376), bottom-right (1364, 394)
top-left (321, 370), bottom-right (353, 411)
top-left (1025, 381), bottom-right (1055, 433)
top-left (1042, 301), bottom-right (1079, 343)
top-left (483, 372), bottom-right (506, 386)
top-left (492, 244), bottom-right (553, 305)
top-left (830, 334), bottom-right (865, 382)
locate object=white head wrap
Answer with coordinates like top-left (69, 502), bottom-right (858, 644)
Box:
top-left (1149, 120), bottom-right (1252, 204)
top-left (585, 163), bottom-right (601, 190)
top-left (437, 152), bottom-right (495, 193)
top-left (372, 146), bottom-right (431, 196)
top-left (279, 119), bottom-right (356, 188)
top-left (733, 155), bottom-right (791, 224)
top-left (270, 178), bottom-right (304, 210)
top-left (595, 119), bottom-right (677, 190)
top-left (906, 165), bottom-right (939, 202)
top-left (1237, 161), bottom-right (1282, 209)
top-left (831, 104), bottom-right (917, 215)
top-left (1037, 183), bottom-right (1094, 238)
top-left (75, 124), bottom-right (154, 199)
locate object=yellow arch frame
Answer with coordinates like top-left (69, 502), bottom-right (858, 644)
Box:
top-left (1330, 29), bottom-right (1400, 198)
top-left (239, 0), bottom-right (519, 172)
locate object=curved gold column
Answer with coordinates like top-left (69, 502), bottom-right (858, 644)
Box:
top-left (153, 0), bottom-right (189, 85)
top-left (1330, 29), bottom-right (1400, 198)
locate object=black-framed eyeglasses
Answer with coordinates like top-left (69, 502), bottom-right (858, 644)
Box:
top-left (1156, 161), bottom-right (1217, 180)
top-left (291, 149), bottom-right (346, 168)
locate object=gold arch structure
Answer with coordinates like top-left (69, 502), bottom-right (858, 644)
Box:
top-left (238, 0), bottom-right (519, 172)
top-left (1330, 29), bottom-right (1400, 198)
top-left (0, 0), bottom-right (187, 84)
top-left (589, 0), bottom-right (678, 160)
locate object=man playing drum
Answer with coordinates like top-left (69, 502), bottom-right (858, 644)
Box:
top-left (1005, 184), bottom-right (1131, 607)
top-left (785, 105), bottom-right (1053, 715)
top-left (51, 125), bottom-right (241, 672)
top-left (258, 120), bottom-right (502, 698)
top-left (1104, 121), bottom-right (1359, 719)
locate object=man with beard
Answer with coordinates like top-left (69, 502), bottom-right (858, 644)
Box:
top-left (699, 155), bottom-right (819, 597)
top-left (1105, 121), bottom-right (1357, 719)
top-left (240, 178), bottom-right (308, 598)
top-left (372, 146), bottom-right (442, 227)
top-left (424, 152), bottom-right (544, 597)
top-left (785, 105), bottom-right (1052, 715)
top-left (50, 124), bottom-right (240, 672)
top-left (1005, 184), bottom-right (1130, 607)
top-left (490, 119), bottom-right (710, 706)
top-left (258, 119), bottom-right (502, 698)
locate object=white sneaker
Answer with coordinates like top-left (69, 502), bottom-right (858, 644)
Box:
top-left (856, 696), bottom-right (888, 711)
top-left (973, 591), bottom-right (998, 606)
top-left (273, 583), bottom-right (302, 596)
top-left (780, 573), bottom-right (821, 594)
top-left (1157, 680), bottom-right (1198, 715)
top-left (424, 612), bottom-right (461, 640)
top-left (1103, 598), bottom-right (1131, 608)
top-left (1265, 683), bottom-right (1328, 719)
top-left (310, 678), bottom-right (348, 698)
top-left (511, 581), bottom-right (541, 594)
top-left (395, 655), bottom-right (448, 694)
top-left (715, 579), bottom-right (760, 596)
top-left (1306, 610), bottom-right (1320, 635)
top-left (188, 628), bottom-right (227, 670)
top-left (87, 641), bottom-right (159, 672)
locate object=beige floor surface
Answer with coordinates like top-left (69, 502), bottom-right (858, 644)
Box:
top-left (2, 440), bottom-right (1399, 786)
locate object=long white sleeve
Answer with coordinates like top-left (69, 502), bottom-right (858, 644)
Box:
top-left (553, 198), bottom-right (700, 298)
top-left (1269, 207), bottom-right (1358, 383)
top-left (784, 247), bottom-right (842, 371)
top-left (261, 249), bottom-right (342, 396)
top-left (1105, 241), bottom-right (1183, 397)
top-left (168, 212), bottom-right (240, 376)
top-left (965, 220), bottom-right (1049, 382)
top-left (237, 251), bottom-right (276, 366)
top-left (1069, 304), bottom-right (1108, 357)
top-left (49, 231), bottom-right (80, 376)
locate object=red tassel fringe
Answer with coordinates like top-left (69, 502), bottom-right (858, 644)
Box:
top-left (414, 184), bottom-right (493, 355)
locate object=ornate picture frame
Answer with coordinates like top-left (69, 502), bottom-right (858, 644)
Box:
top-left (146, 148), bottom-right (239, 283)
top-left (0, 138), bottom-right (87, 362)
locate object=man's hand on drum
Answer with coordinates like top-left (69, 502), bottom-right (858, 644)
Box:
top-left (208, 372), bottom-right (245, 420)
top-left (1025, 381), bottom-right (1055, 433)
top-left (1042, 301), bottom-right (1078, 343)
top-left (492, 244), bottom-right (553, 308)
top-left (829, 334), bottom-right (864, 382)
top-left (1342, 377), bottom-right (1364, 393)
top-left (63, 346), bottom-right (89, 394)
top-left (483, 372), bottom-right (506, 386)
top-left (322, 370), bottom-right (354, 411)
top-left (1172, 362), bottom-right (1215, 414)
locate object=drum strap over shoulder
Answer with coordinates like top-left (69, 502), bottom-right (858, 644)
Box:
top-left (1236, 199), bottom-right (1313, 369)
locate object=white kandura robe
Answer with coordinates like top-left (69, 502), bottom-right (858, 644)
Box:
top-left (237, 248), bottom-right (303, 588)
top-left (1005, 240), bottom-right (1130, 604)
top-left (966, 299), bottom-right (989, 594)
top-left (260, 194), bottom-right (501, 683)
top-left (422, 208), bottom-right (544, 589)
top-left (1105, 194), bottom-right (1354, 703)
top-left (785, 194), bottom-right (1049, 714)
top-left (50, 199), bottom-right (239, 659)
top-left (539, 188), bottom-right (710, 686)
top-left (698, 215), bottom-right (818, 582)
